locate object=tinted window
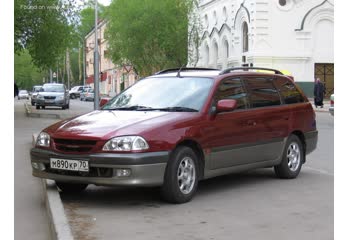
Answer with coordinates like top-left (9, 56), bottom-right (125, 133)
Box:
top-left (244, 77), bottom-right (281, 108)
top-left (274, 77), bottom-right (305, 104)
top-left (214, 78), bottom-right (248, 110)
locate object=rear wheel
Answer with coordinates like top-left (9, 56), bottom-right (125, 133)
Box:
top-left (36, 105), bottom-right (40, 110)
top-left (161, 146), bottom-right (199, 203)
top-left (274, 134), bottom-right (304, 179)
top-left (55, 181), bottom-right (88, 193)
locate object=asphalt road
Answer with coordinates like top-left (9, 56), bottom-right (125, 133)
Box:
top-left (55, 106), bottom-right (334, 240)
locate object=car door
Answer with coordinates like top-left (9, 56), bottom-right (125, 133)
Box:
top-left (241, 76), bottom-right (290, 163)
top-left (204, 77), bottom-right (263, 169)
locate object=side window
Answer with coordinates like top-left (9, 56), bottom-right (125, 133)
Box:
top-left (243, 77), bottom-right (281, 108)
top-left (214, 78), bottom-right (248, 110)
top-left (274, 77), bottom-right (305, 104)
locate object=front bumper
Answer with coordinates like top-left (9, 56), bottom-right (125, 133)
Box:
top-left (36, 99), bottom-right (65, 107)
top-left (30, 148), bottom-right (169, 187)
top-left (305, 130), bottom-right (318, 155)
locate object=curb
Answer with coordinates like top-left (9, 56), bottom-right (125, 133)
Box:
top-left (24, 101), bottom-right (61, 119)
top-left (42, 179), bottom-right (74, 240)
top-left (33, 133), bottom-right (74, 240)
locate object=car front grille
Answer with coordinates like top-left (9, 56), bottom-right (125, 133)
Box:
top-left (53, 138), bottom-right (97, 153)
top-left (44, 96), bottom-right (56, 100)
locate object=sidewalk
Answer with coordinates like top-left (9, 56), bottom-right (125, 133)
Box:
top-left (308, 98), bottom-right (330, 113)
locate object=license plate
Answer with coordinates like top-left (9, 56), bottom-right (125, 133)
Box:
top-left (45, 99), bottom-right (54, 103)
top-left (50, 158), bottom-right (89, 172)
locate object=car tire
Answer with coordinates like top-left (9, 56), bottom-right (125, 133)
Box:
top-left (31, 101), bottom-right (34, 106)
top-left (41, 106), bottom-right (45, 109)
top-left (62, 106), bottom-right (66, 110)
top-left (70, 94), bottom-right (75, 99)
top-left (274, 134), bottom-right (304, 179)
top-left (36, 105), bottom-right (40, 110)
top-left (66, 103), bottom-right (70, 109)
top-left (55, 181), bottom-right (88, 193)
top-left (161, 146), bottom-right (199, 204)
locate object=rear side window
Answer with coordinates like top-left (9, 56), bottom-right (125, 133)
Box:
top-left (274, 77), bottom-right (305, 104)
top-left (214, 78), bottom-right (248, 110)
top-left (243, 77), bottom-right (281, 108)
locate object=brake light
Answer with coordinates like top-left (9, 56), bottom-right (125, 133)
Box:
top-left (331, 100), bottom-right (334, 105)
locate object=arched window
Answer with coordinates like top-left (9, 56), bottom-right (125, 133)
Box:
top-left (213, 42), bottom-right (218, 68)
top-left (204, 44), bottom-right (209, 67)
top-left (242, 22), bottom-right (249, 52)
top-left (224, 40), bottom-right (229, 58)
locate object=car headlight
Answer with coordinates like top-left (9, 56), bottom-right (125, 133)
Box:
top-left (36, 132), bottom-right (50, 147)
top-left (37, 95), bottom-right (44, 99)
top-left (103, 136), bottom-right (149, 151)
top-left (57, 95), bottom-right (64, 100)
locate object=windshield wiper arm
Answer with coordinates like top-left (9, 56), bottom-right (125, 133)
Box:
top-left (143, 106), bottom-right (199, 112)
top-left (105, 105), bottom-right (153, 111)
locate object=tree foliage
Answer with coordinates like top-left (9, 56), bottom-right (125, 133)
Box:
top-left (14, 50), bottom-right (46, 90)
top-left (15, 0), bottom-right (79, 69)
top-left (106, 0), bottom-right (199, 76)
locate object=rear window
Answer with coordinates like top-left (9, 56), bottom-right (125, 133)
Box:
top-left (243, 77), bottom-right (281, 108)
top-left (274, 77), bottom-right (305, 104)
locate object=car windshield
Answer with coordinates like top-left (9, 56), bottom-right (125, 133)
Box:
top-left (33, 86), bottom-right (41, 92)
top-left (43, 85), bottom-right (64, 92)
top-left (102, 77), bottom-right (214, 112)
top-left (19, 90), bottom-right (28, 94)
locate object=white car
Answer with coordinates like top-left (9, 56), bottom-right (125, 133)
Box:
top-left (18, 90), bottom-right (29, 100)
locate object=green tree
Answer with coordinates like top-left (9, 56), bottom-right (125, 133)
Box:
top-left (15, 0), bottom-right (79, 70)
top-left (14, 50), bottom-right (46, 90)
top-left (106, 0), bottom-right (199, 76)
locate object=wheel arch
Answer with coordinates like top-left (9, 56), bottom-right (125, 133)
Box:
top-left (173, 139), bottom-right (205, 180)
top-left (290, 130), bottom-right (306, 163)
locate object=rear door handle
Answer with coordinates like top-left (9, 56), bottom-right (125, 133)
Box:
top-left (247, 120), bottom-right (256, 126)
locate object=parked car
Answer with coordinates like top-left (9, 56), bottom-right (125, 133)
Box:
top-left (69, 85), bottom-right (91, 99)
top-left (35, 83), bottom-right (70, 110)
top-left (329, 94), bottom-right (334, 116)
top-left (18, 90), bottom-right (29, 100)
top-left (80, 88), bottom-right (94, 101)
top-left (31, 67), bottom-right (318, 203)
top-left (31, 85), bottom-right (42, 106)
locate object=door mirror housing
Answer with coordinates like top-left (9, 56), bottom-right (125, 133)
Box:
top-left (216, 99), bottom-right (238, 113)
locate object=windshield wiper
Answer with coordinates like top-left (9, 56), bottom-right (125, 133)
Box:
top-left (142, 107), bottom-right (199, 112)
top-left (105, 105), bottom-right (153, 111)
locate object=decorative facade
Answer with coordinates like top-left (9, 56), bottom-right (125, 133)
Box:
top-left (85, 20), bottom-right (137, 96)
top-left (190, 0), bottom-right (334, 96)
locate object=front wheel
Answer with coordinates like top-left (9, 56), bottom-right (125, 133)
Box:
top-left (161, 146), bottom-right (199, 204)
top-left (274, 135), bottom-right (304, 179)
top-left (55, 181), bottom-right (88, 193)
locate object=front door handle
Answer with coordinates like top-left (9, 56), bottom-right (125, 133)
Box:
top-left (247, 120), bottom-right (256, 126)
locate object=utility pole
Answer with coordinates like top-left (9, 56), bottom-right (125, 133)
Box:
top-left (50, 69), bottom-right (53, 83)
top-left (93, 0), bottom-right (100, 110)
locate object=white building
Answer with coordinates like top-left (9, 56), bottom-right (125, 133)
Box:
top-left (190, 0), bottom-right (334, 96)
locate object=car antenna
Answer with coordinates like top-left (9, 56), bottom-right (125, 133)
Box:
top-left (176, 64), bottom-right (187, 78)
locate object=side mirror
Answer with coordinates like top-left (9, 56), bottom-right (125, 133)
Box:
top-left (216, 99), bottom-right (238, 113)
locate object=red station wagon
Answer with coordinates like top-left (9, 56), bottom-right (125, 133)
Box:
top-left (31, 67), bottom-right (318, 203)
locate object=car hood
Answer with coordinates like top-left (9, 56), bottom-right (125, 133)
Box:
top-left (39, 92), bottom-right (64, 97)
top-left (46, 110), bottom-right (197, 140)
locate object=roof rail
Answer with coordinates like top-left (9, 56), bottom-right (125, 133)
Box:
top-left (154, 67), bottom-right (220, 75)
top-left (219, 67), bottom-right (283, 75)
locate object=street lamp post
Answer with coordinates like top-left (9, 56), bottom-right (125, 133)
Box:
top-left (93, 0), bottom-right (100, 110)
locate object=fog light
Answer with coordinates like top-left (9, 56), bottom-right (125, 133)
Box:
top-left (32, 162), bottom-right (46, 171)
top-left (115, 169), bottom-right (131, 177)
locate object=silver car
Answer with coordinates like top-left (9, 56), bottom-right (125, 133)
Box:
top-left (31, 85), bottom-right (42, 106)
top-left (18, 90), bottom-right (29, 100)
top-left (35, 83), bottom-right (70, 110)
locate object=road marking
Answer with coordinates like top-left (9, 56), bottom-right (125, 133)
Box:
top-left (304, 166), bottom-right (333, 176)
